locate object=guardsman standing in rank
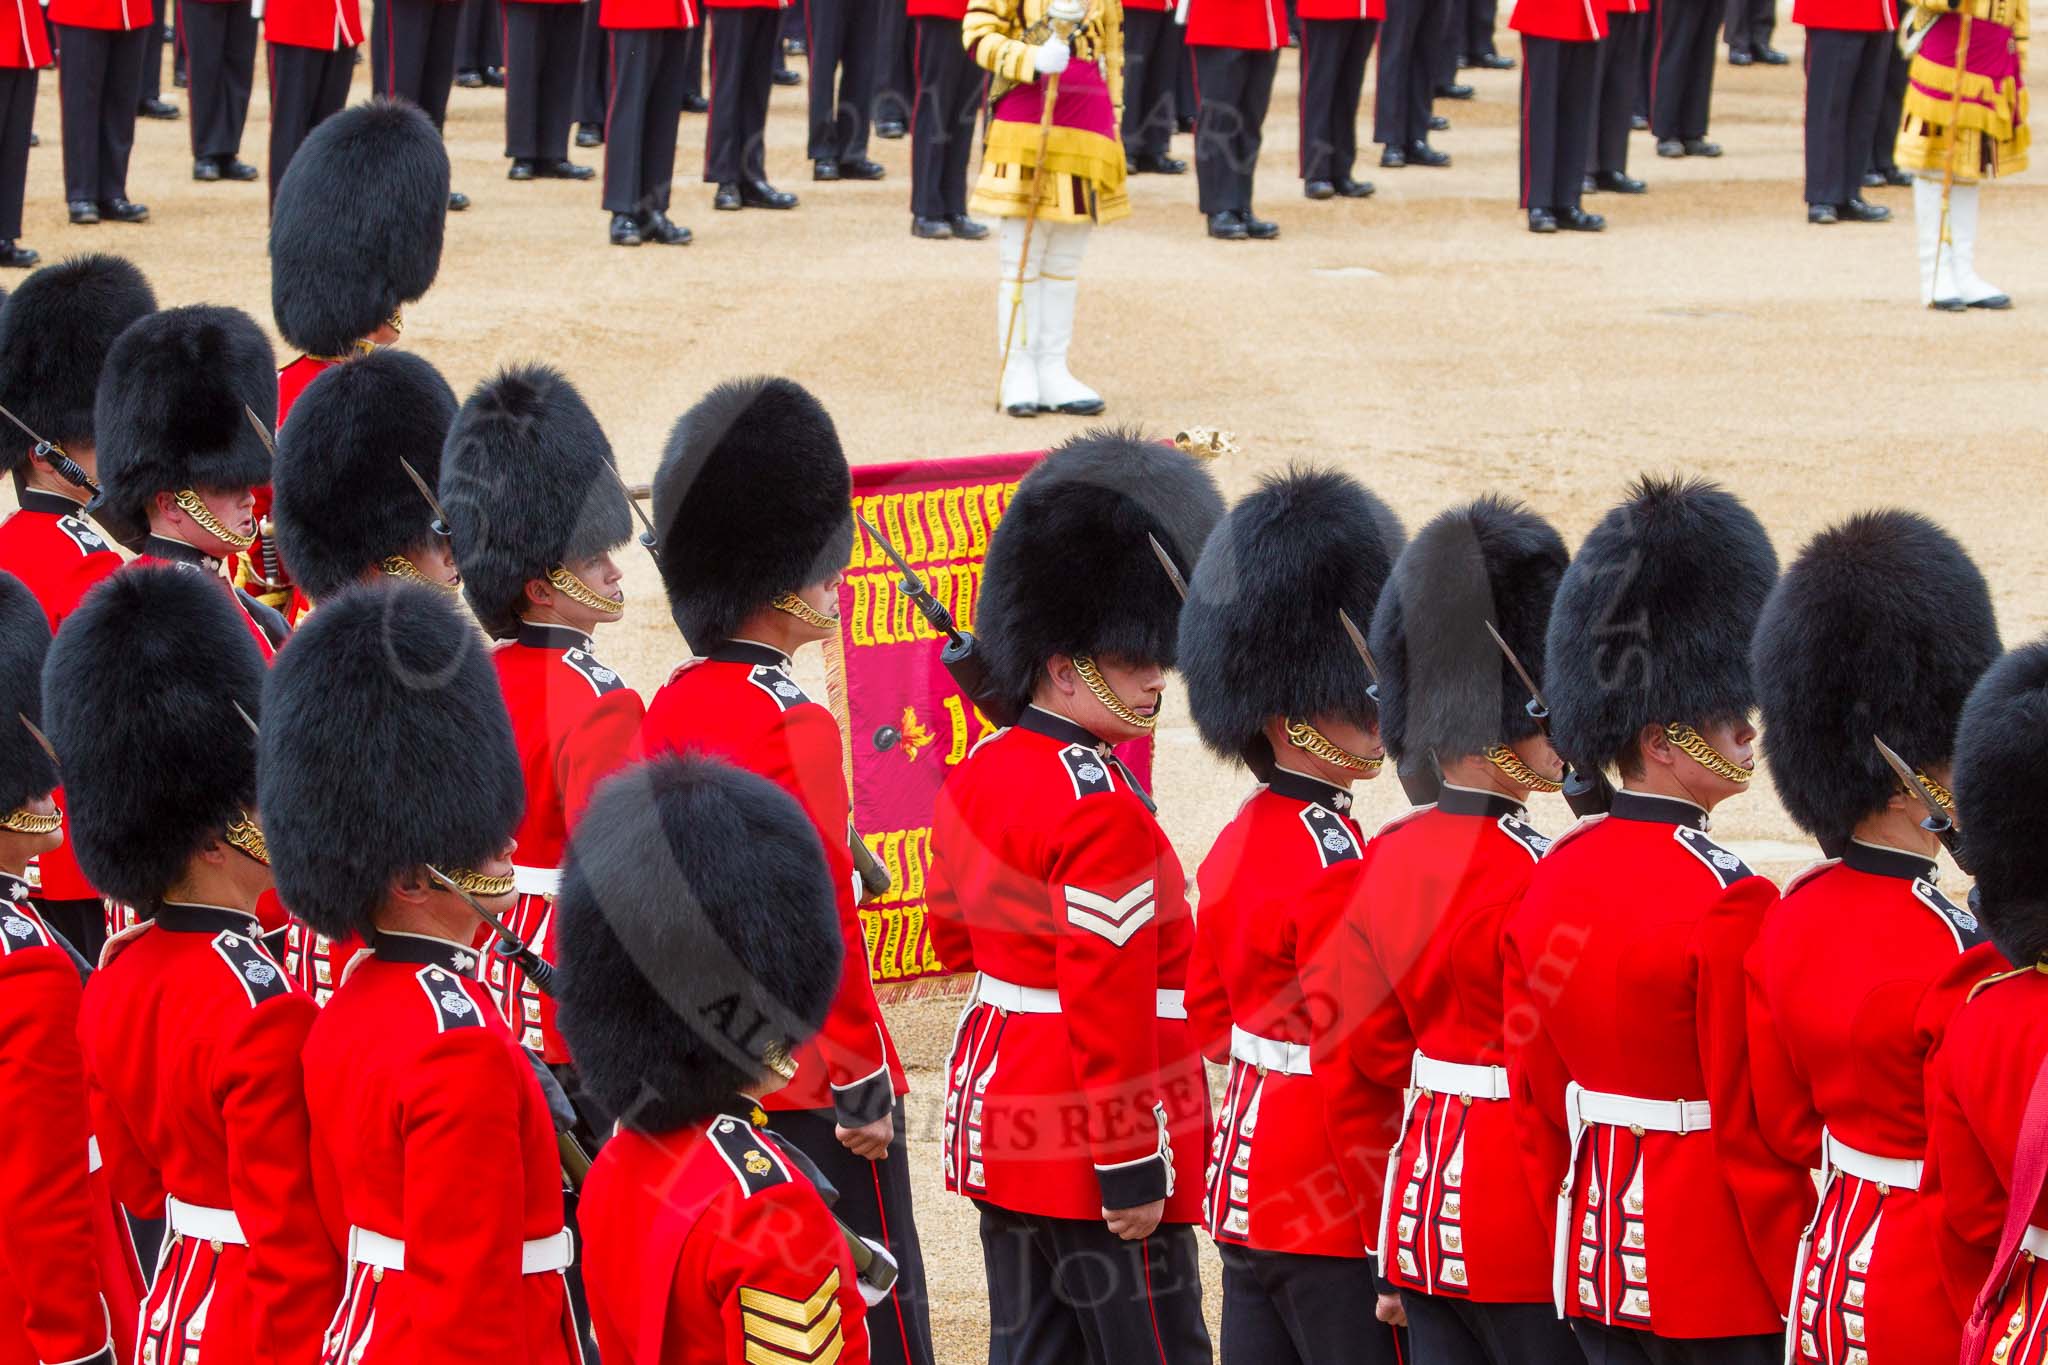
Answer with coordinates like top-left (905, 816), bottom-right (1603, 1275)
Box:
top-left (635, 377), bottom-right (933, 1365)
top-left (906, 0), bottom-right (992, 239)
top-left (0, 0), bottom-right (50, 269)
top-left (46, 567), bottom-right (342, 1365)
top-left (1746, 511), bottom-right (2004, 1365)
top-left (1514, 0), bottom-right (1606, 232)
top-left (1794, 0), bottom-right (1897, 224)
top-left (261, 0), bottom-right (366, 204)
top-left (1294, 0), bottom-right (1381, 202)
top-left (703, 0), bottom-right (800, 211)
top-left (266, 347), bottom-right (460, 1000)
top-left (1331, 497), bottom-right (1582, 1365)
top-left (557, 755), bottom-right (880, 1364)
top-left (1506, 476), bottom-right (1810, 1365)
top-left (91, 305), bottom-right (291, 661)
top-left (1649, 0), bottom-right (1724, 156)
top-left (595, 0), bottom-right (698, 246)
top-left (1184, 0), bottom-right (1286, 238)
top-left (923, 430), bottom-right (1222, 1365)
top-left (46, 0), bottom-right (151, 226)
top-left (440, 364), bottom-right (645, 1065)
top-left (805, 0), bottom-right (888, 184)
top-left (260, 583), bottom-right (583, 1363)
top-left (370, 0), bottom-right (470, 208)
top-left (180, 0), bottom-right (261, 185)
top-left (1923, 648), bottom-right (2048, 1365)
top-left (502, 0), bottom-right (596, 183)
top-left (1175, 469), bottom-right (1407, 1365)
top-left (0, 571), bottom-right (142, 1365)
top-left (1585, 0), bottom-right (1651, 195)
top-left (1373, 0), bottom-right (1449, 166)
top-left (1118, 0), bottom-right (1187, 177)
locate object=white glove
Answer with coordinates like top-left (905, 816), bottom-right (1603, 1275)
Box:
top-left (1033, 35), bottom-right (1071, 77)
top-left (251, 0), bottom-right (265, 18)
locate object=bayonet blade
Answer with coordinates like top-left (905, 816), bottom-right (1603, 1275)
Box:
top-left (1336, 608), bottom-right (1380, 684)
top-left (1873, 734), bottom-right (1955, 831)
top-left (18, 714), bottom-right (58, 767)
top-left (243, 405), bottom-right (276, 456)
top-left (0, 401), bottom-right (49, 452)
top-left (398, 456), bottom-right (451, 528)
top-left (1147, 534), bottom-right (1189, 602)
top-left (1485, 620), bottom-right (1551, 719)
top-left (232, 700), bottom-right (260, 738)
top-left (858, 512), bottom-right (931, 593)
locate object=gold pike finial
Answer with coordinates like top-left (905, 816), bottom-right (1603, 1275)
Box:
top-left (1173, 428), bottom-right (1238, 460)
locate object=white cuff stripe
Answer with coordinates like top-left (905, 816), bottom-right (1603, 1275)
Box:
top-left (1095, 1151), bottom-right (1167, 1172)
top-left (831, 1064), bottom-right (892, 1094)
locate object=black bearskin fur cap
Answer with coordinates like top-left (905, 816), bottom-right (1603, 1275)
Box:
top-left (555, 755), bottom-right (842, 1134)
top-left (0, 255), bottom-right (157, 468)
top-left (0, 573), bottom-right (56, 815)
top-left (258, 582), bottom-right (524, 941)
top-left (1955, 643), bottom-right (2048, 966)
top-left (1371, 496), bottom-right (1570, 767)
top-left (1178, 467), bottom-right (1404, 763)
top-left (1755, 511), bottom-right (1999, 848)
top-left (980, 430), bottom-right (1226, 712)
top-left (653, 377), bottom-right (854, 652)
top-left (93, 305), bottom-right (276, 532)
top-left (442, 364), bottom-right (633, 639)
top-left (271, 350), bottom-right (459, 601)
top-left (1546, 476), bottom-right (1778, 775)
top-left (41, 567), bottom-right (265, 909)
top-left (270, 99), bottom-right (448, 356)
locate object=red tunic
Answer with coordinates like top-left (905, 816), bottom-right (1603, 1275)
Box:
top-left (263, 0), bottom-right (365, 47)
top-left (132, 543), bottom-right (282, 663)
top-left (1748, 841), bottom-right (1999, 1365)
top-left (598, 0), bottom-right (697, 31)
top-left (0, 0), bottom-right (52, 65)
top-left (275, 356), bottom-right (336, 427)
top-left (302, 932), bottom-right (581, 1365)
top-left (78, 902), bottom-right (339, 1365)
top-left (0, 881), bottom-right (140, 1365)
top-left (0, 492), bottom-right (122, 903)
top-left (633, 641), bottom-right (905, 1124)
top-left (1184, 768), bottom-right (1394, 1258)
top-left (1510, 0), bottom-right (1606, 40)
top-left (1793, 0), bottom-right (1895, 34)
top-left (1504, 790), bottom-right (1813, 1339)
top-left (925, 707), bottom-right (1209, 1224)
top-left (1184, 0), bottom-right (1286, 49)
top-left (486, 623), bottom-right (643, 1061)
top-left (1335, 786), bottom-right (1562, 1304)
top-left (580, 1113), bottom-right (872, 1364)
top-left (905, 0), bottom-right (964, 20)
top-left (1296, 0), bottom-right (1382, 26)
top-left (43, 0), bottom-right (144, 30)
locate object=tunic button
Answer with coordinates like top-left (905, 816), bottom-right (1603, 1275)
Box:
top-left (1630, 1124), bottom-right (1646, 1138)
top-left (373, 1266), bottom-right (385, 1282)
top-left (1460, 1094), bottom-right (1472, 1106)
top-left (210, 1239), bottom-right (223, 1253)
top-left (1876, 1183), bottom-right (1889, 1196)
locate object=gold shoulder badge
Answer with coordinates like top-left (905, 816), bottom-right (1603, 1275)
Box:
top-left (739, 1268), bottom-right (845, 1365)
top-left (745, 1149), bottom-right (773, 1175)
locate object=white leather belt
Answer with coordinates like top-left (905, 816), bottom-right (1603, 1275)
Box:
top-left (166, 1196), bottom-right (247, 1246)
top-left (87, 1136), bottom-right (101, 1173)
top-left (2025, 1226), bottom-right (2048, 1260)
top-left (1230, 1025), bottom-right (1312, 1076)
top-left (513, 865), bottom-right (561, 897)
top-left (977, 974), bottom-right (1185, 1020)
top-left (1411, 1051), bottom-right (1510, 1101)
top-left (348, 1225), bottom-right (573, 1275)
top-left (1823, 1130), bottom-right (1923, 1191)
top-left (1570, 1083), bottom-right (1712, 1136)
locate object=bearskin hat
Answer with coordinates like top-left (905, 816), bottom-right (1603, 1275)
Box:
top-left (259, 582), bottom-right (523, 941)
top-left (442, 365), bottom-right (634, 639)
top-left (1178, 467), bottom-right (1404, 764)
top-left (0, 255), bottom-right (157, 469)
top-left (1371, 496), bottom-right (1571, 768)
top-left (271, 350), bottom-right (459, 602)
top-left (652, 377), bottom-right (854, 652)
top-left (92, 305), bottom-right (276, 534)
top-left (270, 99), bottom-right (448, 357)
top-left (1754, 511), bottom-right (1999, 849)
top-left (979, 430), bottom-right (1226, 713)
top-left (1545, 476), bottom-right (1778, 776)
top-left (555, 755), bottom-right (842, 1133)
top-left (0, 574), bottom-right (55, 816)
top-left (1955, 643), bottom-right (2048, 966)
top-left (41, 568), bottom-right (265, 909)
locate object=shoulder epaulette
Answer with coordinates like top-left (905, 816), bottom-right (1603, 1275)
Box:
top-left (0, 903), bottom-right (51, 957)
top-left (211, 930), bottom-right (292, 1006)
top-left (1496, 813), bottom-right (1551, 862)
top-left (1374, 805), bottom-right (1433, 840)
top-left (1784, 858), bottom-right (1841, 896)
top-left (1056, 743), bottom-right (1117, 799)
top-left (707, 1113), bottom-right (795, 1199)
top-left (1299, 804), bottom-right (1362, 867)
top-left (559, 645), bottom-right (627, 697)
top-left (745, 664), bottom-right (812, 712)
top-left (1914, 878), bottom-right (1989, 951)
top-left (1544, 812), bottom-right (1607, 856)
top-left (54, 515), bottom-right (110, 556)
top-left (1673, 826), bottom-right (1757, 889)
top-left (413, 965), bottom-right (484, 1033)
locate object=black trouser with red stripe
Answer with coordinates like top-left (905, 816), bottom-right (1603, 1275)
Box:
top-left (54, 23), bottom-right (147, 203)
top-left (909, 15), bottom-right (978, 219)
top-left (978, 1202), bottom-right (1211, 1365)
top-left (1403, 1294), bottom-right (1584, 1365)
top-left (181, 0), bottom-right (256, 160)
top-left (266, 40), bottom-right (353, 203)
top-left (1589, 8), bottom-right (1645, 174)
top-left (1802, 26), bottom-right (1887, 206)
top-left (1520, 33), bottom-right (1596, 211)
top-left (455, 0), bottom-right (499, 69)
top-left (1220, 1244), bottom-right (1400, 1365)
top-left (0, 69), bottom-right (33, 239)
top-left (1869, 0), bottom-right (1905, 173)
top-left (575, 0), bottom-right (607, 124)
top-left (1192, 44), bottom-right (1277, 214)
top-left (1373, 0), bottom-right (1433, 146)
top-left (1721, 0), bottom-right (1772, 53)
top-left (1649, 0), bottom-right (1715, 140)
top-left (371, 0), bottom-right (459, 127)
top-left (1122, 7), bottom-right (1182, 159)
top-left (1575, 1321), bottom-right (1779, 1365)
top-left (773, 1103), bottom-right (935, 1365)
top-left (704, 5), bottom-right (777, 182)
top-left (1298, 17), bottom-right (1376, 183)
top-left (503, 0), bottom-right (582, 158)
top-left (600, 25), bottom-right (688, 212)
top-left (140, 0), bottom-right (166, 101)
top-left (805, 0), bottom-right (879, 160)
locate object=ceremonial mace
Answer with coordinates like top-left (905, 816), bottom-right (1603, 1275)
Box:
top-left (994, 0), bottom-right (1091, 412)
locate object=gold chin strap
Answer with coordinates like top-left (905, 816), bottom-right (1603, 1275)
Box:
top-left (380, 556), bottom-right (462, 594)
top-left (1664, 723), bottom-right (1754, 783)
top-left (1485, 744), bottom-right (1563, 794)
top-left (762, 1039), bottom-right (799, 1082)
top-left (442, 865), bottom-right (515, 898)
top-left (771, 592), bottom-right (837, 631)
top-left (1074, 656), bottom-right (1157, 732)
top-left (0, 806), bottom-right (61, 836)
top-left (225, 811), bottom-right (270, 865)
top-left (174, 490), bottom-right (256, 551)
top-left (548, 565), bottom-right (624, 616)
top-left (1285, 718), bottom-right (1381, 772)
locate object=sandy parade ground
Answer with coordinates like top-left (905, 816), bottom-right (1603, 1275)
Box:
top-left (6, 12), bottom-right (2048, 1353)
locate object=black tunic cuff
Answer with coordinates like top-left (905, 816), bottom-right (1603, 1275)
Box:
top-left (831, 1067), bottom-right (895, 1127)
top-left (1095, 1152), bottom-right (1169, 1210)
